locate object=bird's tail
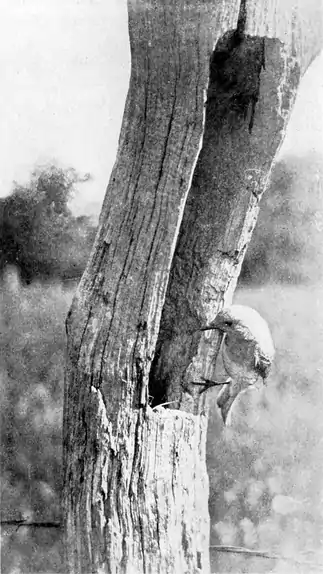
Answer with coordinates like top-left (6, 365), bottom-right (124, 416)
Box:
top-left (216, 382), bottom-right (238, 425)
top-left (217, 384), bottom-right (231, 408)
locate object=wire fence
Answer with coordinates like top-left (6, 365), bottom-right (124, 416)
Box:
top-left (210, 544), bottom-right (323, 570)
top-left (2, 521), bottom-right (323, 571)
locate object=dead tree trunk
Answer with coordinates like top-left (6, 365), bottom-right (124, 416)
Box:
top-left (63, 1), bottom-right (323, 573)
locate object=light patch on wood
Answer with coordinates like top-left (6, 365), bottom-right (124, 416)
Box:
top-left (63, 0), bottom-right (323, 572)
top-left (245, 0), bottom-right (323, 72)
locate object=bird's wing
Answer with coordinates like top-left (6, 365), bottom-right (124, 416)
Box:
top-left (210, 331), bottom-right (225, 368)
top-left (254, 345), bottom-right (272, 379)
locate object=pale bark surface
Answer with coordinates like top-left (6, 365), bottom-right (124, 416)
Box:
top-left (63, 1), bottom-right (323, 573)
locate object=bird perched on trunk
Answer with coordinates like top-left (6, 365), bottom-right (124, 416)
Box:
top-left (198, 305), bottom-right (275, 424)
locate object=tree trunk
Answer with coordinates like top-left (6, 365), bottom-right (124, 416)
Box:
top-left (63, 1), bottom-right (323, 573)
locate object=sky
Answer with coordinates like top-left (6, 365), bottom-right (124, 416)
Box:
top-left (0, 0), bottom-right (322, 215)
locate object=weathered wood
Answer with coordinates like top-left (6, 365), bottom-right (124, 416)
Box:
top-left (64, 387), bottom-right (209, 572)
top-left (63, 1), bottom-right (323, 573)
top-left (64, 2), bottom-right (231, 572)
top-left (150, 0), bottom-right (323, 412)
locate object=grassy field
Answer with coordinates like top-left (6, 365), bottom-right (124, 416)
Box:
top-left (208, 283), bottom-right (323, 573)
top-left (1, 278), bottom-right (323, 573)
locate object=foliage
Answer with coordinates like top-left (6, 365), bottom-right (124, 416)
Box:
top-left (1, 153), bottom-right (322, 289)
top-left (0, 165), bottom-right (96, 285)
top-left (241, 153), bottom-right (323, 285)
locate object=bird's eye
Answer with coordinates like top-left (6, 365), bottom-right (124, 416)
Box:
top-left (224, 320), bottom-right (233, 327)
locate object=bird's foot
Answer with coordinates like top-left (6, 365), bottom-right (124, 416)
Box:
top-left (191, 377), bottom-right (231, 388)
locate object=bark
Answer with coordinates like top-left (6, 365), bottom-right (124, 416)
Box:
top-left (63, 1), bottom-right (323, 573)
top-left (150, 0), bottom-right (323, 411)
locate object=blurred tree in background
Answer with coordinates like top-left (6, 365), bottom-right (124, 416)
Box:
top-left (0, 165), bottom-right (96, 285)
top-left (1, 155), bottom-right (323, 572)
top-left (241, 152), bottom-right (323, 285)
top-left (2, 154), bottom-right (322, 287)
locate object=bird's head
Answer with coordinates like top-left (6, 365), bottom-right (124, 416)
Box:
top-left (200, 305), bottom-right (274, 352)
top-left (200, 306), bottom-right (255, 342)
top-left (201, 307), bottom-right (238, 334)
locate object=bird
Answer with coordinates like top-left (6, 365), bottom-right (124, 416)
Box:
top-left (197, 305), bottom-right (275, 424)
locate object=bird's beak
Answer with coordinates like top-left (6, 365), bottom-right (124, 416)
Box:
top-left (217, 383), bottom-right (240, 425)
top-left (199, 324), bottom-right (218, 331)
top-left (193, 377), bottom-right (230, 388)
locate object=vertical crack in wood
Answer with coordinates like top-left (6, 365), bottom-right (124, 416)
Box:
top-left (63, 1), bottom-right (321, 572)
top-left (149, 29), bottom-right (301, 416)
